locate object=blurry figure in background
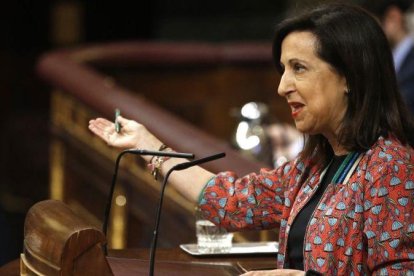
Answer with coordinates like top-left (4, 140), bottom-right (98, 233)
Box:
top-left (364, 0), bottom-right (414, 113)
top-left (231, 101), bottom-right (302, 168)
top-left (266, 123), bottom-right (303, 168)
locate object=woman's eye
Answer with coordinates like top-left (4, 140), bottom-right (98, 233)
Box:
top-left (293, 63), bottom-right (305, 73)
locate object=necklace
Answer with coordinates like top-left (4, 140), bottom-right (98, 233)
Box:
top-left (331, 152), bottom-right (361, 184)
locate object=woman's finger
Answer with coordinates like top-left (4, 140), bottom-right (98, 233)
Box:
top-left (94, 118), bottom-right (114, 129)
top-left (116, 115), bottom-right (131, 126)
top-left (90, 125), bottom-right (108, 141)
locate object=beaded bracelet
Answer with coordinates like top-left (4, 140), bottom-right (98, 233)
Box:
top-left (148, 144), bottom-right (170, 180)
top-left (150, 155), bottom-right (170, 180)
top-left (149, 144), bottom-right (169, 164)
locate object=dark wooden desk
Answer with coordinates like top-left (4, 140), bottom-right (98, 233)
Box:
top-left (1, 247), bottom-right (277, 275)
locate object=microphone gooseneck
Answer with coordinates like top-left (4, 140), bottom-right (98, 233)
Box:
top-left (103, 148), bottom-right (194, 255)
top-left (148, 152), bottom-right (226, 276)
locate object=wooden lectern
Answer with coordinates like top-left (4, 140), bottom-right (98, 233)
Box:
top-left (17, 200), bottom-right (247, 276)
top-left (19, 200), bottom-right (261, 275)
top-left (20, 200), bottom-right (113, 275)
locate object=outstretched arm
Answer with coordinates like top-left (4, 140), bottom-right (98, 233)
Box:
top-left (88, 116), bottom-right (215, 202)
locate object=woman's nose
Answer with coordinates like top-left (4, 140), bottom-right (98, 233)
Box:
top-left (277, 72), bottom-right (293, 97)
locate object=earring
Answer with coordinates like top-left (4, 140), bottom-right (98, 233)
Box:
top-left (345, 88), bottom-right (350, 95)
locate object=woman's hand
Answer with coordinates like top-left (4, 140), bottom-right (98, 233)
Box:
top-left (88, 115), bottom-right (214, 201)
top-left (240, 269), bottom-right (305, 276)
top-left (88, 116), bottom-right (160, 150)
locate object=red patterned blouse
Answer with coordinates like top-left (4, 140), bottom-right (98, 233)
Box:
top-left (199, 136), bottom-right (414, 275)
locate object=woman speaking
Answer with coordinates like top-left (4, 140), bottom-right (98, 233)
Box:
top-left (89, 3), bottom-right (414, 275)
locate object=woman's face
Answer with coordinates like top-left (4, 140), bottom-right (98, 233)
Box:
top-left (278, 31), bottom-right (348, 139)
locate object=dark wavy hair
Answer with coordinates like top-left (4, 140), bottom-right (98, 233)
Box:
top-left (273, 3), bottom-right (414, 166)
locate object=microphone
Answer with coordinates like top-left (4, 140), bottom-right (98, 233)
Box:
top-left (126, 149), bottom-right (194, 159)
top-left (102, 148), bottom-right (194, 255)
top-left (148, 152), bottom-right (226, 276)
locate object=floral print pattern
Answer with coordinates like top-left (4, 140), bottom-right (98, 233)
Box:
top-left (199, 136), bottom-right (414, 275)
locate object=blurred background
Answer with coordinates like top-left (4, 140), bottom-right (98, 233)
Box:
top-left (0, 0), bottom-right (366, 265)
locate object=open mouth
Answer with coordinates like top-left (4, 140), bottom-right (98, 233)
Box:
top-left (289, 102), bottom-right (305, 117)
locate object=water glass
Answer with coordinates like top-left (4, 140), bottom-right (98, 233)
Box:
top-left (195, 207), bottom-right (233, 253)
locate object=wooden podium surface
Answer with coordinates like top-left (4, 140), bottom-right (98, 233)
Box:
top-left (12, 198), bottom-right (278, 275)
top-left (1, 247), bottom-right (277, 275)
